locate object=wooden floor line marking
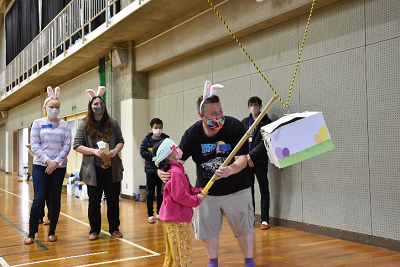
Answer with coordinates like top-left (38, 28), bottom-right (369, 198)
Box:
top-left (0, 187), bottom-right (161, 258)
top-left (0, 256), bottom-right (11, 267)
top-left (76, 254), bottom-right (159, 267)
top-left (11, 251), bottom-right (109, 266)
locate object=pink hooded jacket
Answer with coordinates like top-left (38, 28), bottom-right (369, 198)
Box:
top-left (158, 161), bottom-right (202, 223)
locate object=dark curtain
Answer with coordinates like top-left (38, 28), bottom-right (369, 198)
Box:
top-left (21, 0), bottom-right (40, 77)
top-left (20, 0), bottom-right (39, 50)
top-left (90, 0), bottom-right (121, 31)
top-left (41, 0), bottom-right (72, 29)
top-left (41, 0), bottom-right (72, 62)
top-left (5, 0), bottom-right (21, 65)
top-left (6, 0), bottom-right (119, 66)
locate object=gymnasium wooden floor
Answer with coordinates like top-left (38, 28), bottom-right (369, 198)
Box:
top-left (1, 171), bottom-right (400, 267)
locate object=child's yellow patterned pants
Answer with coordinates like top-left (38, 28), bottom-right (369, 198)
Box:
top-left (163, 221), bottom-right (193, 267)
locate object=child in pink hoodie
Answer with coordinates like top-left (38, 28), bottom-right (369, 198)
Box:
top-left (153, 138), bottom-right (208, 267)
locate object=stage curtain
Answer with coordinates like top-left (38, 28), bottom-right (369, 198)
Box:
top-left (5, 0), bottom-right (21, 65)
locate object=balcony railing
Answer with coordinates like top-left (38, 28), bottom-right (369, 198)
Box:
top-left (0, 0), bottom-right (119, 99)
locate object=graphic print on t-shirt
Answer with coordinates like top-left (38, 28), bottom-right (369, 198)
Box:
top-left (200, 141), bottom-right (232, 179)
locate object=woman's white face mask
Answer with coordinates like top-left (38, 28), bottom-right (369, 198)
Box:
top-left (46, 107), bottom-right (60, 118)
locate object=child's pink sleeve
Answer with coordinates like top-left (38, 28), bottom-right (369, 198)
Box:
top-left (190, 186), bottom-right (203, 195)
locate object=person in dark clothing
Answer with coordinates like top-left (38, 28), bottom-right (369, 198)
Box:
top-left (158, 81), bottom-right (256, 267)
top-left (140, 118), bottom-right (169, 223)
top-left (28, 142), bottom-right (51, 225)
top-left (241, 96), bottom-right (272, 230)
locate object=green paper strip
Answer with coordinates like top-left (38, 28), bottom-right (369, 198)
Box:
top-left (277, 139), bottom-right (335, 168)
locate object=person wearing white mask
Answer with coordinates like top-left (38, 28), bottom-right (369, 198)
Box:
top-left (241, 96), bottom-right (272, 230)
top-left (140, 118), bottom-right (169, 223)
top-left (25, 86), bottom-right (71, 245)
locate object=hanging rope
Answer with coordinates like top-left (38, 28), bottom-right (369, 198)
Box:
top-left (207, 0), bottom-right (316, 107)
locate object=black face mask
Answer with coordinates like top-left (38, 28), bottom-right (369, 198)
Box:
top-left (93, 105), bottom-right (105, 115)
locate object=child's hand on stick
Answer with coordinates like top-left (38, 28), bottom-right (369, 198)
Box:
top-left (198, 191), bottom-right (208, 202)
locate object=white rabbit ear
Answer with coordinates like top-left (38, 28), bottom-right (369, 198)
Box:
top-left (47, 86), bottom-right (54, 98)
top-left (96, 86), bottom-right (106, 97)
top-left (54, 87), bottom-right (60, 99)
top-left (203, 81), bottom-right (211, 100)
top-left (86, 89), bottom-right (96, 98)
top-left (210, 84), bottom-right (223, 96)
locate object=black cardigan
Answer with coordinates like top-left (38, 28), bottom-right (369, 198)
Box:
top-left (241, 114), bottom-right (271, 164)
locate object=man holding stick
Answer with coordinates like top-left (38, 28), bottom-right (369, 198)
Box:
top-left (158, 81), bottom-right (255, 267)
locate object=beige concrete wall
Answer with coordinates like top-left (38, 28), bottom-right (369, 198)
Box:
top-left (109, 46), bottom-right (148, 104)
top-left (8, 98), bottom-right (42, 130)
top-left (146, 0), bottom-right (400, 241)
top-left (6, 68), bottom-right (98, 133)
top-left (135, 0), bottom-right (341, 72)
top-left (59, 69), bottom-right (99, 116)
top-left (119, 98), bottom-right (149, 197)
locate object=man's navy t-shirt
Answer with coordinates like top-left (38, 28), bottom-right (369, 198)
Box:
top-left (179, 116), bottom-right (250, 196)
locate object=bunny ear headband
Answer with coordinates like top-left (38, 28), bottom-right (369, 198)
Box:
top-left (44, 86), bottom-right (61, 107)
top-left (86, 86), bottom-right (106, 100)
top-left (199, 80), bottom-right (224, 114)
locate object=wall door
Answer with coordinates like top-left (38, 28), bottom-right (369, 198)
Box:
top-left (12, 131), bottom-right (18, 175)
top-left (66, 113), bottom-right (86, 175)
top-left (0, 124), bottom-right (6, 171)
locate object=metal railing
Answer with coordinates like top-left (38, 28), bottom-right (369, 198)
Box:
top-left (0, 0), bottom-right (119, 99)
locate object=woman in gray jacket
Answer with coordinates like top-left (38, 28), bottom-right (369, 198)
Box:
top-left (73, 87), bottom-right (124, 241)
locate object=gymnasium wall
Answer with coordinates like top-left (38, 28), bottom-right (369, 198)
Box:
top-left (147, 0), bottom-right (400, 241)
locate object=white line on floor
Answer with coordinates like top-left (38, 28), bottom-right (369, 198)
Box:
top-left (0, 186), bottom-right (161, 266)
top-left (76, 254), bottom-right (159, 267)
top-left (0, 256), bottom-right (11, 267)
top-left (60, 212), bottom-right (160, 255)
top-left (11, 251), bottom-right (108, 266)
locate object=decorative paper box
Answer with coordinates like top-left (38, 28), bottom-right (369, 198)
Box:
top-left (261, 111), bottom-right (334, 168)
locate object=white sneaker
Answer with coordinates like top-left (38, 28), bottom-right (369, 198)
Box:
top-left (148, 216), bottom-right (155, 223)
top-left (156, 214), bottom-right (159, 219)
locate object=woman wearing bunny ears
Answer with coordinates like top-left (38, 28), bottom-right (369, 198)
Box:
top-left (25, 87), bottom-right (72, 245)
top-left (73, 86), bottom-right (125, 241)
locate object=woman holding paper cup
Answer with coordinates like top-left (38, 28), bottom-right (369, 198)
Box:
top-left (73, 86), bottom-right (125, 241)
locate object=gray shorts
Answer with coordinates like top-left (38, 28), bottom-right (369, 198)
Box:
top-left (193, 187), bottom-right (255, 240)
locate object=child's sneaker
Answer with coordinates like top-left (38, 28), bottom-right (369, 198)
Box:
top-left (156, 214), bottom-right (159, 219)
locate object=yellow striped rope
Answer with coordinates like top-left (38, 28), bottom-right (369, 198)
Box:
top-left (207, 0), bottom-right (316, 107)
